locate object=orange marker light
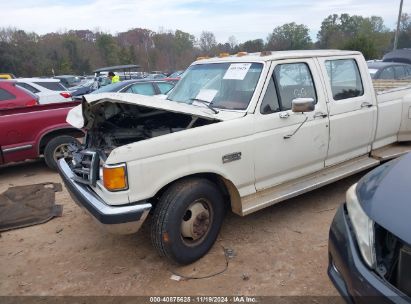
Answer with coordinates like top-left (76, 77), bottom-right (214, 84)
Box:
top-left (103, 164), bottom-right (128, 191)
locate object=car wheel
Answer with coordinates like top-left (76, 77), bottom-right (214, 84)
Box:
top-left (151, 178), bottom-right (225, 265)
top-left (44, 135), bottom-right (79, 170)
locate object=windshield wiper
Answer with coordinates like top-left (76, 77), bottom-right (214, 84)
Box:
top-left (189, 98), bottom-right (219, 114)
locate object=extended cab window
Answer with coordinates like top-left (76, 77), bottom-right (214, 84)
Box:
top-left (325, 59), bottom-right (364, 100)
top-left (273, 63), bottom-right (317, 110)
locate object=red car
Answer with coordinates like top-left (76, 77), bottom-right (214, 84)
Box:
top-left (0, 80), bottom-right (39, 109)
top-left (0, 101), bottom-right (83, 170)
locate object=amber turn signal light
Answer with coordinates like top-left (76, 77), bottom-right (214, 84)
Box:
top-left (103, 164), bottom-right (128, 191)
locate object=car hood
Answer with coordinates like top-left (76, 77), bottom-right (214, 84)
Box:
top-left (356, 153), bottom-right (411, 245)
top-left (66, 92), bottom-right (246, 128)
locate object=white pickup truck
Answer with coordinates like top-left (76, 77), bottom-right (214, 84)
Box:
top-left (58, 50), bottom-right (411, 264)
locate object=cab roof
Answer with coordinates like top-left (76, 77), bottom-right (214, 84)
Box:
top-left (193, 50), bottom-right (362, 64)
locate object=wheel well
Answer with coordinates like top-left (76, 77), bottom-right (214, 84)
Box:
top-left (39, 128), bottom-right (84, 154)
top-left (150, 173), bottom-right (242, 215)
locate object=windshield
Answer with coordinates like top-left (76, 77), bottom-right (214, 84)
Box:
top-left (167, 62), bottom-right (263, 110)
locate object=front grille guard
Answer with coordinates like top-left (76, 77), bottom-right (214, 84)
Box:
top-left (71, 150), bottom-right (100, 187)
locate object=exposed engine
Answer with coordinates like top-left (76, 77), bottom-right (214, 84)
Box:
top-left (83, 101), bottom-right (217, 156)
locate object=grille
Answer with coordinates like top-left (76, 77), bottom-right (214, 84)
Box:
top-left (71, 150), bottom-right (100, 186)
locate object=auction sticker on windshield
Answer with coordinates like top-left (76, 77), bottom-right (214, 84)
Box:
top-left (196, 89), bottom-right (218, 102)
top-left (223, 63), bottom-right (252, 80)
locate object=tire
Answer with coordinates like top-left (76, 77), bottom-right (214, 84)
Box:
top-left (44, 135), bottom-right (79, 170)
top-left (151, 178), bottom-right (226, 265)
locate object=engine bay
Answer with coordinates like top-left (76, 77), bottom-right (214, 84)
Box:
top-left (83, 101), bottom-right (217, 156)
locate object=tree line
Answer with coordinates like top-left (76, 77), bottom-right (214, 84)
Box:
top-left (1, 13), bottom-right (411, 77)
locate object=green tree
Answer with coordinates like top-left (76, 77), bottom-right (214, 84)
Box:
top-left (317, 14), bottom-right (392, 59)
top-left (240, 39), bottom-right (264, 52)
top-left (96, 33), bottom-right (119, 66)
top-left (398, 13), bottom-right (411, 48)
top-left (267, 22), bottom-right (312, 51)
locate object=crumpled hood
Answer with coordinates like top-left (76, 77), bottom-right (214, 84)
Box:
top-left (356, 153), bottom-right (411, 245)
top-left (66, 93), bottom-right (245, 128)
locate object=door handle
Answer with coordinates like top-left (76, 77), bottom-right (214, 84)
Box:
top-left (314, 112), bottom-right (328, 119)
top-left (279, 112), bottom-right (290, 119)
top-left (361, 102), bottom-right (373, 108)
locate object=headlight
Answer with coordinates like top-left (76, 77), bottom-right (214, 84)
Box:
top-left (102, 163), bottom-right (128, 191)
top-left (346, 183), bottom-right (376, 269)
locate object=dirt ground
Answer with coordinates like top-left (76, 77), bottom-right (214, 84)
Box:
top-left (0, 159), bottom-right (366, 296)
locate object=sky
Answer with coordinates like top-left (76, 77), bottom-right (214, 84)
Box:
top-left (1, 0), bottom-right (410, 43)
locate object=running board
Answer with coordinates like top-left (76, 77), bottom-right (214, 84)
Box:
top-left (241, 156), bottom-right (379, 216)
top-left (371, 142), bottom-right (411, 161)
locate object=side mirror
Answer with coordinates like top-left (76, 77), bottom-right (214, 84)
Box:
top-left (291, 98), bottom-right (315, 113)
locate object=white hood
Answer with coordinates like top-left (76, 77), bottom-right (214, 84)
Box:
top-left (66, 93), bottom-right (246, 128)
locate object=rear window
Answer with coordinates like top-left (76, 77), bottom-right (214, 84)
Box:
top-left (34, 82), bottom-right (66, 91)
top-left (157, 82), bottom-right (174, 94)
top-left (125, 83), bottom-right (156, 95)
top-left (0, 88), bottom-right (16, 101)
top-left (17, 82), bottom-right (40, 93)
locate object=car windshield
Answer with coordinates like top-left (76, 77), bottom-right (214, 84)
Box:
top-left (167, 62), bottom-right (263, 111)
top-left (91, 81), bottom-right (126, 93)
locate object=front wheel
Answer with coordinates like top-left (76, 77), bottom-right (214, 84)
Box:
top-left (44, 135), bottom-right (79, 170)
top-left (151, 178), bottom-right (225, 264)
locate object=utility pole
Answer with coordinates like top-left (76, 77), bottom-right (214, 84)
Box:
top-left (394, 0), bottom-right (404, 50)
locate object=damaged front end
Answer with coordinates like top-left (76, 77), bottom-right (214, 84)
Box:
top-left (65, 93), bottom-right (221, 192)
top-left (58, 94), bottom-right (222, 234)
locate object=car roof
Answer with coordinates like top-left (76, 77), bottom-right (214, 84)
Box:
top-left (93, 64), bottom-right (141, 73)
top-left (383, 48), bottom-right (411, 64)
top-left (16, 78), bottom-right (60, 82)
top-left (0, 79), bottom-right (16, 83)
top-left (367, 61), bottom-right (410, 69)
top-left (119, 79), bottom-right (173, 84)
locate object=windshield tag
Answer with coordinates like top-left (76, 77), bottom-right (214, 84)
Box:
top-left (195, 89), bottom-right (218, 102)
top-left (223, 63), bottom-right (252, 80)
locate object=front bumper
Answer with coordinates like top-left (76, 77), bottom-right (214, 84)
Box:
top-left (328, 205), bottom-right (411, 304)
top-left (57, 159), bottom-right (151, 234)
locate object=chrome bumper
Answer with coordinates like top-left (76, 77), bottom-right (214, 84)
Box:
top-left (57, 159), bottom-right (151, 235)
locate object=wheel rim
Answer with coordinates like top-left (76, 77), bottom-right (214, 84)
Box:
top-left (53, 143), bottom-right (72, 162)
top-left (181, 199), bottom-right (213, 246)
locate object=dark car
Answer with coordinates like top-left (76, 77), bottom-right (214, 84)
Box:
top-left (328, 153), bottom-right (411, 303)
top-left (69, 79), bottom-right (95, 96)
top-left (90, 79), bottom-right (174, 95)
top-left (383, 49), bottom-right (411, 65)
top-left (367, 61), bottom-right (411, 80)
top-left (0, 80), bottom-right (39, 109)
